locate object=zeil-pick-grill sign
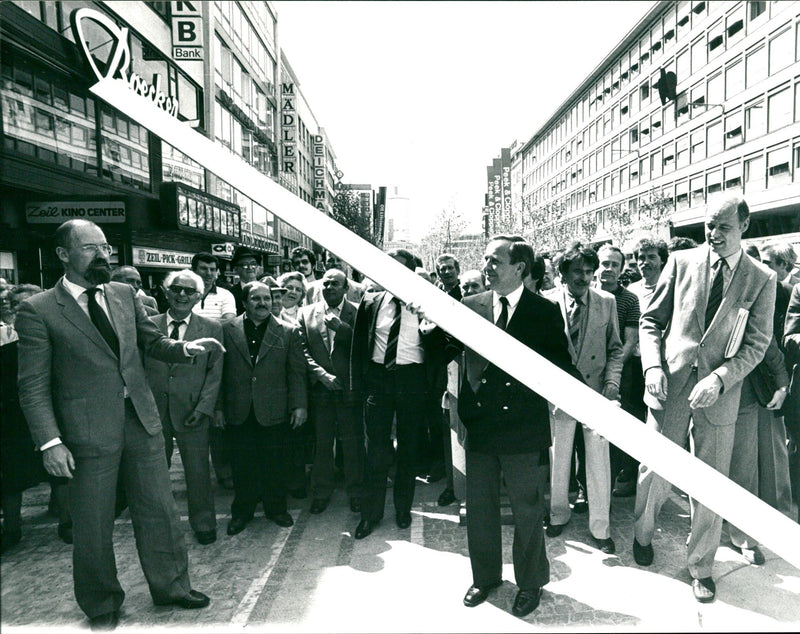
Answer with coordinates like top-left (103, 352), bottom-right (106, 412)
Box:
top-left (26, 201), bottom-right (126, 223)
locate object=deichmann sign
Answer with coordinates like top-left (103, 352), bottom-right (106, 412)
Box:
top-left (313, 133), bottom-right (327, 211)
top-left (133, 246), bottom-right (194, 269)
top-left (26, 201), bottom-right (126, 223)
top-left (71, 8), bottom-right (178, 118)
top-left (91, 77), bottom-right (800, 571)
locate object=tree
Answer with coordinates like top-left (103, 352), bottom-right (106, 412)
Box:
top-left (329, 187), bottom-right (375, 246)
top-left (418, 208), bottom-right (468, 270)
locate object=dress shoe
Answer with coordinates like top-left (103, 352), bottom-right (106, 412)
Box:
top-left (309, 498), bottom-right (330, 514)
top-left (269, 512), bottom-right (294, 527)
top-left (289, 486), bottom-right (308, 499)
top-left (154, 589), bottom-right (210, 609)
top-left (512, 587), bottom-right (543, 617)
top-left (592, 536), bottom-right (616, 554)
top-left (89, 610), bottom-right (119, 631)
top-left (218, 477), bottom-right (234, 491)
top-left (195, 530), bottom-right (217, 545)
top-left (58, 522), bottom-right (73, 545)
top-left (691, 577), bottom-right (716, 603)
top-left (438, 487), bottom-right (457, 506)
top-left (733, 544), bottom-right (765, 565)
top-left (572, 489), bottom-right (588, 514)
top-left (354, 518), bottom-right (378, 539)
top-left (545, 522), bottom-right (565, 537)
top-left (226, 517), bottom-right (248, 536)
top-left (349, 497), bottom-right (361, 513)
top-left (396, 512), bottom-right (412, 529)
top-left (462, 580), bottom-right (502, 607)
top-left (632, 538), bottom-right (654, 566)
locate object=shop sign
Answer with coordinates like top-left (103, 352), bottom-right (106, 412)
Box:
top-left (313, 134), bottom-right (327, 211)
top-left (133, 246), bottom-right (194, 269)
top-left (212, 242), bottom-right (235, 258)
top-left (26, 201), bottom-right (126, 223)
top-left (281, 83), bottom-right (296, 174)
top-left (171, 1), bottom-right (203, 61)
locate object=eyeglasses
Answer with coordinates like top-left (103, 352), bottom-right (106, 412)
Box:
top-left (76, 243), bottom-right (113, 256)
top-left (167, 285), bottom-right (200, 296)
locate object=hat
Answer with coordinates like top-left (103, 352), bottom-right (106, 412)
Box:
top-left (231, 246), bottom-right (259, 266)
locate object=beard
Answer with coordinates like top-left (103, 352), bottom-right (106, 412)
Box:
top-left (84, 258), bottom-right (112, 285)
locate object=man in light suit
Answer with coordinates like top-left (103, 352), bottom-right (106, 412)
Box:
top-left (218, 282), bottom-right (308, 535)
top-left (297, 269), bottom-right (364, 514)
top-left (634, 195), bottom-right (775, 603)
top-left (545, 243), bottom-right (623, 553)
top-left (16, 220), bottom-right (221, 630)
top-left (145, 269), bottom-right (222, 546)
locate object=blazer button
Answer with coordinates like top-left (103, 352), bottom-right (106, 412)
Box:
top-left (251, 376), bottom-right (257, 382)
top-left (591, 355), bottom-right (596, 360)
top-left (585, 374), bottom-right (591, 379)
top-left (502, 406), bottom-right (509, 410)
top-left (476, 402), bottom-right (481, 407)
top-left (481, 378), bottom-right (487, 384)
top-left (505, 382), bottom-right (511, 387)
top-left (700, 343), bottom-right (705, 347)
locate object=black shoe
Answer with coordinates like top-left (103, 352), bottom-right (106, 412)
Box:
top-left (733, 544), bottom-right (765, 565)
top-left (354, 518), bottom-right (378, 539)
top-left (349, 497), bottom-right (361, 513)
top-left (691, 577), bottom-right (716, 603)
top-left (89, 610), bottom-right (119, 631)
top-left (226, 517), bottom-right (248, 536)
top-left (289, 487), bottom-right (308, 499)
top-left (270, 512), bottom-right (294, 527)
top-left (545, 522), bottom-right (565, 537)
top-left (463, 580), bottom-right (502, 607)
top-left (58, 522), bottom-right (73, 545)
top-left (592, 536), bottom-right (616, 554)
top-left (309, 498), bottom-right (329, 514)
top-left (195, 530), bottom-right (217, 545)
top-left (438, 488), bottom-right (457, 507)
top-left (633, 538), bottom-right (654, 566)
top-left (396, 512), bottom-right (411, 529)
top-left (573, 489), bottom-right (588, 514)
top-left (512, 587), bottom-right (543, 617)
top-left (154, 589), bottom-right (210, 609)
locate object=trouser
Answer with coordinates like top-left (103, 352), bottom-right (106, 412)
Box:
top-left (612, 356), bottom-right (646, 482)
top-left (466, 449), bottom-right (550, 591)
top-left (209, 426), bottom-right (232, 482)
top-left (361, 362), bottom-right (427, 522)
top-left (71, 400), bottom-right (190, 618)
top-left (728, 389), bottom-right (760, 548)
top-left (163, 413), bottom-right (215, 534)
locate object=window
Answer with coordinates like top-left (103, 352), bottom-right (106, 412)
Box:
top-left (725, 110), bottom-right (743, 148)
top-left (744, 153), bottom-right (765, 191)
top-left (691, 36), bottom-right (706, 74)
top-left (746, 44), bottom-right (767, 88)
top-left (748, 1), bottom-right (767, 22)
top-left (676, 47), bottom-right (690, 83)
top-left (640, 156), bottom-right (650, 181)
top-left (663, 142), bottom-right (675, 173)
top-left (724, 161), bottom-right (742, 191)
top-left (707, 71), bottom-right (723, 105)
top-left (725, 59), bottom-right (744, 98)
top-left (691, 127), bottom-right (705, 161)
top-left (651, 110), bottom-right (662, 140)
top-left (767, 145), bottom-right (791, 187)
top-left (707, 168), bottom-right (722, 194)
top-left (707, 119), bottom-right (723, 156)
top-left (691, 173), bottom-right (705, 205)
top-left (630, 160), bottom-right (640, 186)
top-left (769, 26), bottom-right (793, 75)
top-left (745, 99), bottom-right (766, 138)
top-left (768, 85), bottom-right (792, 132)
top-left (726, 6), bottom-right (745, 44)
top-left (708, 20), bottom-right (725, 57)
top-left (651, 148), bottom-right (662, 177)
top-left (676, 180), bottom-right (690, 209)
top-left (677, 134), bottom-right (689, 168)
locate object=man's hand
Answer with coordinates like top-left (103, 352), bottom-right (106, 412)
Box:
top-left (213, 410), bottom-right (226, 429)
top-left (184, 411), bottom-right (211, 428)
top-left (185, 337), bottom-right (226, 359)
top-left (645, 367), bottom-right (668, 401)
top-left (43, 444), bottom-right (75, 479)
top-left (602, 383), bottom-right (620, 401)
top-left (323, 313), bottom-right (342, 332)
top-left (688, 373), bottom-right (723, 409)
top-left (765, 387), bottom-right (788, 410)
top-left (290, 407), bottom-right (308, 429)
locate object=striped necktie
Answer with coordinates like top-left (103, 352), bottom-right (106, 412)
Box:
top-left (568, 296), bottom-right (583, 348)
top-left (383, 297), bottom-right (402, 369)
top-left (705, 259), bottom-right (726, 330)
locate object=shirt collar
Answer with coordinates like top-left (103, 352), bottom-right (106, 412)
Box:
top-left (710, 248), bottom-right (743, 272)
top-left (62, 275), bottom-right (101, 301)
top-left (566, 287), bottom-right (588, 306)
top-left (167, 310), bottom-right (192, 326)
top-left (325, 298), bottom-right (345, 312)
top-left (244, 314), bottom-right (271, 329)
top-left (493, 283), bottom-right (524, 309)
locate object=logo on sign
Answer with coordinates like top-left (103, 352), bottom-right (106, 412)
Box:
top-left (171, 1), bottom-right (203, 61)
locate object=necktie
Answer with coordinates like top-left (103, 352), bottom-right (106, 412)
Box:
top-left (568, 296), bottom-right (583, 348)
top-left (86, 287), bottom-right (120, 358)
top-left (705, 259), bottom-right (726, 330)
top-left (496, 296), bottom-right (509, 330)
top-left (169, 320), bottom-right (185, 340)
top-left (383, 297), bottom-right (403, 369)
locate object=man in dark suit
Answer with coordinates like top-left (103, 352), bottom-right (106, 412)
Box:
top-left (145, 269), bottom-right (223, 546)
top-left (229, 247), bottom-right (260, 315)
top-left (297, 269), bottom-right (364, 514)
top-left (218, 282), bottom-right (308, 534)
top-left (457, 235), bottom-right (580, 617)
top-left (16, 220), bottom-right (221, 630)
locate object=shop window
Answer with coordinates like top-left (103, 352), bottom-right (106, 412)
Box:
top-left (769, 26), bottom-right (793, 75)
top-left (767, 145), bottom-right (791, 187)
top-left (745, 99), bottom-right (766, 138)
top-left (706, 119), bottom-right (723, 156)
top-left (746, 44), bottom-right (767, 88)
top-left (744, 153), bottom-right (765, 191)
top-left (768, 85), bottom-right (792, 132)
top-left (725, 59), bottom-right (744, 98)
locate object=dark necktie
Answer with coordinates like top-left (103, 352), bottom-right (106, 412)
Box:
top-left (568, 296), bottom-right (583, 347)
top-left (383, 297), bottom-right (403, 369)
top-left (169, 320), bottom-right (185, 340)
top-left (86, 287), bottom-right (120, 358)
top-left (496, 296), bottom-right (509, 330)
top-left (705, 260), bottom-right (726, 330)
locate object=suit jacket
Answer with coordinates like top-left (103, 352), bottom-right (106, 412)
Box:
top-left (456, 287), bottom-right (581, 455)
top-left (297, 299), bottom-right (357, 399)
top-left (546, 286), bottom-right (624, 393)
top-left (785, 282), bottom-right (800, 351)
top-left (230, 282), bottom-right (246, 316)
top-left (219, 314), bottom-right (307, 426)
top-left (640, 246), bottom-right (776, 424)
top-left (16, 280), bottom-right (190, 457)
top-left (145, 313), bottom-right (223, 431)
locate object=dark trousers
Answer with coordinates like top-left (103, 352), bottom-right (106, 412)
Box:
top-left (227, 413), bottom-right (289, 519)
top-left (611, 355), bottom-right (646, 482)
top-left (71, 400), bottom-right (190, 618)
top-left (309, 383), bottom-right (364, 499)
top-left (466, 449), bottom-right (549, 591)
top-left (361, 362), bottom-right (427, 522)
top-left (209, 426), bottom-right (232, 482)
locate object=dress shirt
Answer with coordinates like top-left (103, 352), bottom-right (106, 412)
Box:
top-left (323, 299), bottom-right (343, 350)
top-left (166, 311), bottom-right (192, 340)
top-left (709, 248), bottom-right (743, 296)
top-left (565, 289), bottom-right (589, 344)
top-left (371, 293), bottom-right (424, 365)
top-left (492, 283), bottom-right (524, 324)
top-left (63, 276), bottom-right (113, 322)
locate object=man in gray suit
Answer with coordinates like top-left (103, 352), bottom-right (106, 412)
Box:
top-left (16, 220), bottom-right (223, 629)
top-left (145, 269), bottom-right (223, 546)
top-left (297, 269), bottom-right (364, 514)
top-left (634, 195), bottom-right (775, 603)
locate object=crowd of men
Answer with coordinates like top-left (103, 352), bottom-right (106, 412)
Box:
top-left (2, 192), bottom-right (800, 627)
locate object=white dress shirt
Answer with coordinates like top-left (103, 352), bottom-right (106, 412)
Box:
top-left (709, 248), bottom-right (743, 296)
top-left (492, 283), bottom-right (524, 325)
top-left (166, 311), bottom-right (192, 340)
top-left (371, 293), bottom-right (424, 365)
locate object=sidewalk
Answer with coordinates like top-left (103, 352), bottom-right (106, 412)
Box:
top-left (2, 461), bottom-right (799, 632)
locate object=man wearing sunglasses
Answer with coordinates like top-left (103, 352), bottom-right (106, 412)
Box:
top-left (145, 270), bottom-right (223, 547)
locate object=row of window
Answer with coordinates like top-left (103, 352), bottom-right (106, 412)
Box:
top-left (215, 35), bottom-right (274, 134)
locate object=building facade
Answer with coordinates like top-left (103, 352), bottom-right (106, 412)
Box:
top-left (507, 0), bottom-right (800, 253)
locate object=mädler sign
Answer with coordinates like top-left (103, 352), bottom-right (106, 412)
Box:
top-left (171, 1), bottom-right (203, 61)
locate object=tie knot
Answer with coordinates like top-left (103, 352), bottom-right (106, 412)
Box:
top-left (499, 296), bottom-right (509, 307)
top-left (172, 320), bottom-right (185, 328)
top-left (86, 287), bottom-right (101, 298)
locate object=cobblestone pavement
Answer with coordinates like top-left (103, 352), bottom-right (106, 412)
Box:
top-left (2, 458), bottom-right (800, 632)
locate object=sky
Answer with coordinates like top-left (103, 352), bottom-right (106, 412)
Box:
top-left (273, 1), bottom-right (656, 239)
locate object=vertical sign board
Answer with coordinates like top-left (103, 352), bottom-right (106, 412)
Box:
top-left (312, 133), bottom-right (327, 212)
top-left (492, 158), bottom-right (503, 229)
top-left (374, 186), bottom-right (387, 247)
top-left (501, 147), bottom-right (512, 221)
top-left (486, 165), bottom-right (496, 234)
top-left (281, 83), bottom-right (297, 183)
top-left (170, 1), bottom-right (203, 61)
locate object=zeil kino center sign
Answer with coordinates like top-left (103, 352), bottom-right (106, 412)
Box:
top-left (26, 201), bottom-right (126, 223)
